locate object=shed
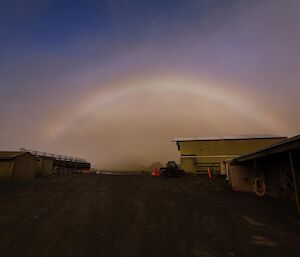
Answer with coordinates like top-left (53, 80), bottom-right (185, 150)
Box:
top-left (0, 151), bottom-right (38, 180)
top-left (172, 135), bottom-right (286, 174)
top-left (226, 134), bottom-right (300, 214)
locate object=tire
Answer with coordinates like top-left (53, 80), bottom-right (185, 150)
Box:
top-left (253, 177), bottom-right (266, 197)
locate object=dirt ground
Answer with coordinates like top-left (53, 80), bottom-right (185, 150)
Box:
top-left (0, 174), bottom-right (299, 257)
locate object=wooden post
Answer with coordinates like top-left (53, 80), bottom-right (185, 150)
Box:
top-left (289, 151), bottom-right (300, 215)
top-left (253, 159), bottom-right (258, 177)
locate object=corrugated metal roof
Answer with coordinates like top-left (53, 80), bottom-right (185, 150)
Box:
top-left (172, 135), bottom-right (286, 142)
top-left (0, 151), bottom-right (26, 160)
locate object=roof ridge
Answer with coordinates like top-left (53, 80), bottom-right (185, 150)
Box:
top-left (172, 135), bottom-right (286, 142)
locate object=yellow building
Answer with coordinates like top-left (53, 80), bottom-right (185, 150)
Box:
top-left (0, 151), bottom-right (38, 180)
top-left (172, 136), bottom-right (286, 174)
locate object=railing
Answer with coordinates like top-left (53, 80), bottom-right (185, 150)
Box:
top-left (20, 148), bottom-right (87, 163)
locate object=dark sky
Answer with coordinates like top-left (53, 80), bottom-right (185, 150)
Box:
top-left (0, 1), bottom-right (234, 44)
top-left (0, 0), bottom-right (299, 169)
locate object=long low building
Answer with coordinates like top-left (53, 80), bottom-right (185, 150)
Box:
top-left (0, 149), bottom-right (91, 180)
top-left (226, 134), bottom-right (300, 214)
top-left (0, 151), bottom-right (37, 180)
top-left (172, 135), bottom-right (286, 174)
top-left (20, 148), bottom-right (91, 176)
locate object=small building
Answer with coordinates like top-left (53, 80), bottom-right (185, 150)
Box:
top-left (226, 134), bottom-right (300, 214)
top-left (172, 135), bottom-right (286, 174)
top-left (0, 151), bottom-right (38, 180)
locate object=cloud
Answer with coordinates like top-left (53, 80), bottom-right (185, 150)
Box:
top-left (0, 0), bottom-right (299, 169)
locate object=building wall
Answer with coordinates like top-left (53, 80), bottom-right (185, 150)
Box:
top-left (37, 159), bottom-right (42, 176)
top-left (228, 164), bottom-right (254, 192)
top-left (41, 158), bottom-right (53, 177)
top-left (0, 161), bottom-right (14, 179)
top-left (180, 156), bottom-right (225, 174)
top-left (37, 158), bottom-right (53, 177)
top-left (180, 158), bottom-right (196, 173)
top-left (12, 153), bottom-right (38, 180)
top-left (179, 138), bottom-right (284, 156)
top-left (177, 138), bottom-right (284, 173)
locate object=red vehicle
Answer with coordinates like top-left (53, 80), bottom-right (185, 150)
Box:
top-left (151, 168), bottom-right (160, 177)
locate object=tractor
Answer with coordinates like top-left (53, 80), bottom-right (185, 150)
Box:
top-left (159, 161), bottom-right (185, 177)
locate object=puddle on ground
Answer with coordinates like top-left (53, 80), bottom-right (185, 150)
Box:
top-left (242, 215), bottom-right (267, 226)
top-left (251, 235), bottom-right (275, 246)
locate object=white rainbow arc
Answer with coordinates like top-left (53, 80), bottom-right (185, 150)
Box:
top-left (45, 76), bottom-right (285, 139)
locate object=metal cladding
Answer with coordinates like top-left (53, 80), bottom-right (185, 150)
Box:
top-left (0, 151), bottom-right (37, 180)
top-left (173, 135), bottom-right (287, 174)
